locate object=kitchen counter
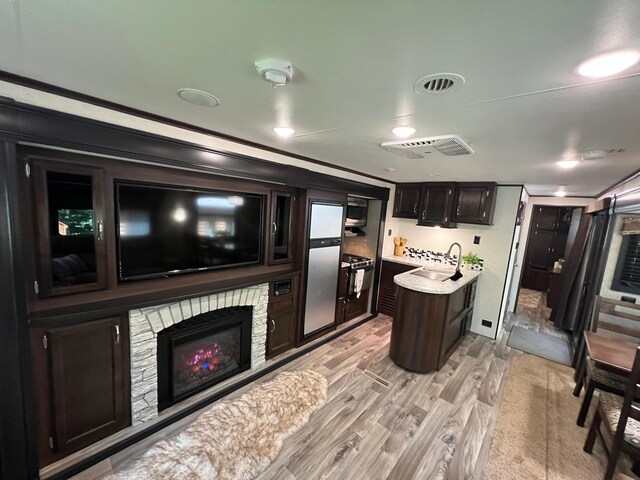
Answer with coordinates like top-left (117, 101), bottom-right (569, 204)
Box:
top-left (384, 255), bottom-right (481, 295)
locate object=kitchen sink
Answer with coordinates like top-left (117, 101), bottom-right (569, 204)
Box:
top-left (410, 269), bottom-right (452, 282)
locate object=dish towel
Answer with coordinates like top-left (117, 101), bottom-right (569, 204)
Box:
top-left (355, 269), bottom-right (365, 298)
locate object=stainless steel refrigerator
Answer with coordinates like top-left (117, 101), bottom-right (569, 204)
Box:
top-left (303, 202), bottom-right (344, 336)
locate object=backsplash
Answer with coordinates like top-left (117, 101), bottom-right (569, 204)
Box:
top-left (343, 236), bottom-right (376, 261)
top-left (403, 247), bottom-right (484, 271)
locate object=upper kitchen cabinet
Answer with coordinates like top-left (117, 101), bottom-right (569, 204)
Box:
top-left (28, 157), bottom-right (109, 298)
top-left (452, 182), bottom-right (497, 225)
top-left (393, 183), bottom-right (422, 219)
top-left (268, 190), bottom-right (295, 265)
top-left (417, 183), bottom-right (457, 228)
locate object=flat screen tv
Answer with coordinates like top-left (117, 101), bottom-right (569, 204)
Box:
top-left (116, 182), bottom-right (264, 281)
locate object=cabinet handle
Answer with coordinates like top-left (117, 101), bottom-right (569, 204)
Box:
top-left (97, 220), bottom-right (104, 241)
top-left (114, 325), bottom-right (120, 344)
top-left (422, 210), bottom-right (426, 221)
top-left (482, 211), bottom-right (486, 218)
top-left (456, 205), bottom-right (461, 216)
top-left (413, 203), bottom-right (417, 214)
top-left (444, 216), bottom-right (448, 223)
top-left (271, 222), bottom-right (277, 236)
top-left (269, 317), bottom-right (276, 333)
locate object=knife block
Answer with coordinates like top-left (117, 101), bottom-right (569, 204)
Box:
top-left (394, 245), bottom-right (405, 256)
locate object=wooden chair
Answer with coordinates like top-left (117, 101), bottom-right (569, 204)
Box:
top-left (575, 296), bottom-right (640, 427)
top-left (584, 345), bottom-right (640, 480)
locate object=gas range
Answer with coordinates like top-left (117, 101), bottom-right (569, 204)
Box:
top-left (341, 253), bottom-right (374, 270)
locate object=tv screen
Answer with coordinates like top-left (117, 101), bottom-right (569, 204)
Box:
top-left (116, 182), bottom-right (264, 281)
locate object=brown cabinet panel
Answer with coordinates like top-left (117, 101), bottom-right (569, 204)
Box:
top-left (337, 266), bottom-right (349, 298)
top-left (452, 183), bottom-right (497, 225)
top-left (266, 276), bottom-right (299, 358)
top-left (417, 183), bottom-right (457, 228)
top-left (377, 261), bottom-right (416, 316)
top-left (266, 310), bottom-right (297, 358)
top-left (393, 183), bottom-right (422, 218)
top-left (268, 190), bottom-right (295, 265)
top-left (345, 289), bottom-right (369, 320)
top-left (33, 316), bottom-right (130, 466)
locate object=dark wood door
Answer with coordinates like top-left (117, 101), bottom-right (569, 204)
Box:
top-left (46, 316), bottom-right (129, 460)
top-left (452, 183), bottom-right (497, 225)
top-left (417, 183), bottom-right (456, 228)
top-left (345, 289), bottom-right (369, 320)
top-left (268, 190), bottom-right (294, 265)
top-left (393, 183), bottom-right (421, 218)
top-left (522, 206), bottom-right (573, 292)
top-left (267, 310), bottom-right (297, 357)
top-left (30, 159), bottom-right (108, 298)
top-left (378, 260), bottom-right (416, 316)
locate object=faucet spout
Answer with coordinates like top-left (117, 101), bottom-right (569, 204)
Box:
top-left (445, 242), bottom-right (463, 273)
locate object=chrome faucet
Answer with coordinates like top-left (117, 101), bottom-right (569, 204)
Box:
top-left (445, 242), bottom-right (463, 280)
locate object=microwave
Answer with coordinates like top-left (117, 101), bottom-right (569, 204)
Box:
top-left (345, 197), bottom-right (368, 227)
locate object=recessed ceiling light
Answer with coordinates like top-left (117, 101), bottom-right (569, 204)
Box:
top-left (273, 127), bottom-right (295, 138)
top-left (554, 189), bottom-right (567, 197)
top-left (384, 167), bottom-right (396, 172)
top-left (577, 49), bottom-right (640, 78)
top-left (556, 159), bottom-right (580, 169)
top-left (177, 88), bottom-right (221, 107)
top-left (392, 127), bottom-right (416, 138)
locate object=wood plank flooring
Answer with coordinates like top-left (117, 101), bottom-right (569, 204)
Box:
top-left (79, 314), bottom-right (516, 479)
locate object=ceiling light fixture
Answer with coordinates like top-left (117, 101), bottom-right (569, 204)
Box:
top-left (577, 49), bottom-right (640, 78)
top-left (273, 127), bottom-right (295, 138)
top-left (255, 59), bottom-right (294, 87)
top-left (556, 159), bottom-right (580, 169)
top-left (554, 189), bottom-right (567, 197)
top-left (177, 88), bottom-right (221, 107)
top-left (392, 126), bottom-right (416, 138)
top-left (384, 167), bottom-right (396, 172)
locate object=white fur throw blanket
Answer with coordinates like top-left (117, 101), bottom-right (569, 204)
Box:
top-left (107, 370), bottom-right (327, 480)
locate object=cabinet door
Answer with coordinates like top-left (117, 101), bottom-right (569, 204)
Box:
top-left (393, 183), bottom-right (421, 218)
top-left (337, 267), bottom-right (350, 298)
top-left (377, 261), bottom-right (415, 316)
top-left (417, 183), bottom-right (456, 227)
top-left (31, 160), bottom-right (108, 297)
top-left (268, 191), bottom-right (294, 265)
top-left (345, 289), bottom-right (369, 320)
top-left (47, 317), bottom-right (129, 458)
top-left (453, 183), bottom-right (496, 225)
top-left (535, 206), bottom-right (559, 230)
top-left (267, 310), bottom-right (297, 358)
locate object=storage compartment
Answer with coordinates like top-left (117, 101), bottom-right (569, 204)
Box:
top-left (452, 182), bottom-right (497, 225)
top-left (417, 183), bottom-right (457, 228)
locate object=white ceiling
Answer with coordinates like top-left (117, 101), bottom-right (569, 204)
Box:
top-left (1, 1), bottom-right (640, 196)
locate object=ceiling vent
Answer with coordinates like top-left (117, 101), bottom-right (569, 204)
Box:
top-left (414, 73), bottom-right (465, 95)
top-left (381, 135), bottom-right (474, 159)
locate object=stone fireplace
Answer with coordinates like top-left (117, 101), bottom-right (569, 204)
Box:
top-left (128, 284), bottom-right (269, 425)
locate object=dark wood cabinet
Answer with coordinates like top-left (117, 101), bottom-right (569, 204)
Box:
top-left (522, 206), bottom-right (573, 292)
top-left (417, 183), bottom-right (457, 228)
top-left (390, 278), bottom-right (478, 372)
top-left (31, 316), bottom-right (130, 466)
top-left (336, 266), bottom-right (368, 323)
top-left (452, 182), bottom-right (497, 225)
top-left (268, 190), bottom-right (295, 265)
top-left (393, 183), bottom-right (422, 218)
top-left (29, 158), bottom-right (109, 298)
top-left (266, 276), bottom-right (299, 358)
top-left (378, 260), bottom-right (416, 316)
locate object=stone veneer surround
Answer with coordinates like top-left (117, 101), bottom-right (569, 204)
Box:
top-left (128, 284), bottom-right (269, 425)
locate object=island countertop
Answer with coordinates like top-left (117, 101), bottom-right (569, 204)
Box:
top-left (390, 258), bottom-right (482, 295)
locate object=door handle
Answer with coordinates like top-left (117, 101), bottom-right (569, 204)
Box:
top-left (97, 220), bottom-right (104, 241)
top-left (114, 325), bottom-right (120, 344)
top-left (271, 222), bottom-right (277, 236)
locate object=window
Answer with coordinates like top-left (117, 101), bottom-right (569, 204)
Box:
top-left (612, 234), bottom-right (640, 294)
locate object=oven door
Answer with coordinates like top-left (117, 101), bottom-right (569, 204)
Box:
top-left (348, 266), bottom-right (374, 294)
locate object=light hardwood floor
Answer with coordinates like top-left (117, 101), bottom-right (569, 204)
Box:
top-left (77, 314), bottom-right (515, 480)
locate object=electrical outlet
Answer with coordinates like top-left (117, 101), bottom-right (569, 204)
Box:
top-left (473, 235), bottom-right (481, 245)
top-left (388, 229), bottom-right (392, 236)
top-left (481, 319), bottom-right (492, 328)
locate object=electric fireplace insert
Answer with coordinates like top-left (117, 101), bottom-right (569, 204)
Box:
top-left (157, 306), bottom-right (252, 410)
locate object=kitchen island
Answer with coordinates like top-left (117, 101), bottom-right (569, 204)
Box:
top-left (389, 264), bottom-right (480, 373)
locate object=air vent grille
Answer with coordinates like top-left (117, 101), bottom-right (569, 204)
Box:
top-left (414, 73), bottom-right (465, 95)
top-left (381, 135), bottom-right (473, 158)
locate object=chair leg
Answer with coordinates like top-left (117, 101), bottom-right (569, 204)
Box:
top-left (577, 382), bottom-right (595, 427)
top-left (573, 358), bottom-right (586, 397)
top-left (605, 445), bottom-right (620, 480)
top-left (583, 408), bottom-right (601, 453)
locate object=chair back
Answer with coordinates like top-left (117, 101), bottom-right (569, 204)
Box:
top-left (591, 296), bottom-right (640, 342)
top-left (615, 346), bottom-right (640, 432)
